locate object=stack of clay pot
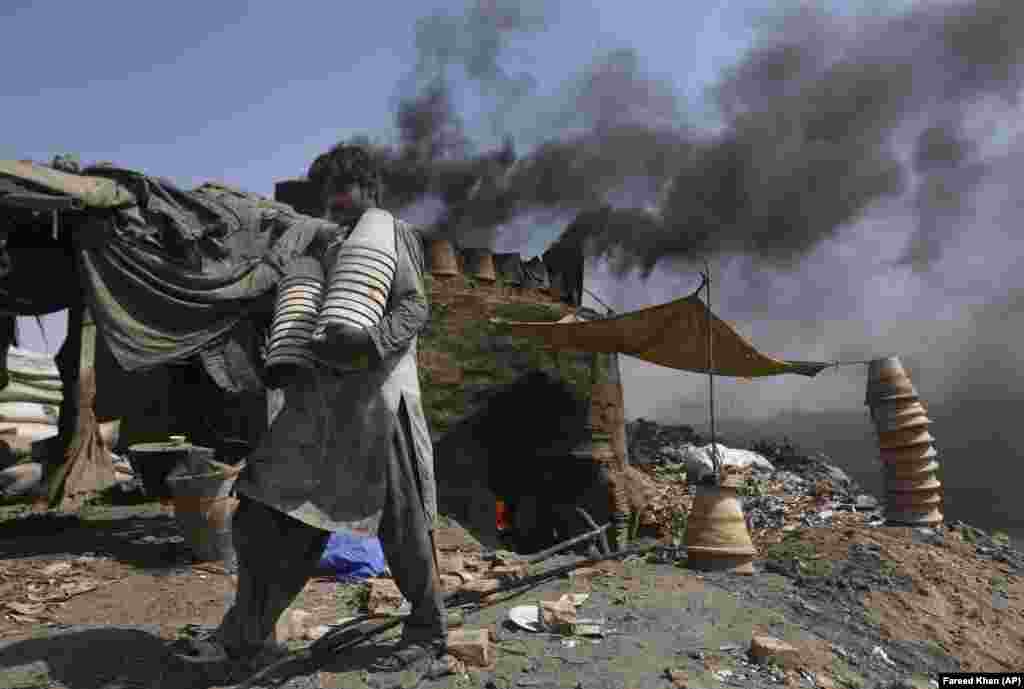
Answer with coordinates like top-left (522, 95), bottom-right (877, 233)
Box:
top-left (866, 356), bottom-right (943, 526)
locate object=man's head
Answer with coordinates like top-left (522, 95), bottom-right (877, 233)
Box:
top-left (308, 144), bottom-right (381, 226)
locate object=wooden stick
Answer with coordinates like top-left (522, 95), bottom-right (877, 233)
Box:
top-left (525, 522), bottom-right (611, 564)
top-left (575, 507), bottom-right (610, 556)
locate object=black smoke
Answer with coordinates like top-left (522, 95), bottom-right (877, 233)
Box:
top-left (587, 1), bottom-right (1024, 275)
top-left (340, 0), bottom-right (1024, 274)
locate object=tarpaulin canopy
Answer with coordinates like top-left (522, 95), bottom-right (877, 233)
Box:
top-left (0, 160), bottom-right (136, 209)
top-left (1, 161), bottom-right (337, 374)
top-left (492, 286), bottom-right (831, 378)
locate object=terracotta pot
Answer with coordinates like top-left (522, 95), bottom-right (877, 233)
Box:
top-left (685, 475), bottom-right (757, 575)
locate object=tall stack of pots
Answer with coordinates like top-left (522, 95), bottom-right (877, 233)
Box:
top-left (866, 357), bottom-right (943, 526)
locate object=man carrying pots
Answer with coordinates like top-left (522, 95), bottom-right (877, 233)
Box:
top-left (173, 144), bottom-right (446, 679)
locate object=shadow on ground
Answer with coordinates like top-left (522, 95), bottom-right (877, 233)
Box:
top-left (0, 511), bottom-right (194, 572)
top-left (0, 626), bottom-right (171, 689)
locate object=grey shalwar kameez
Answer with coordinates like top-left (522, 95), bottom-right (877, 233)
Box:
top-left (215, 215), bottom-right (444, 658)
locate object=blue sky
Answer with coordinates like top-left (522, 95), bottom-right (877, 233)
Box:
top-left (4, 1), bottom-right (867, 194)
top-left (2, 0), bottom-right (777, 352)
top-left (5, 0), bottom-right (945, 412)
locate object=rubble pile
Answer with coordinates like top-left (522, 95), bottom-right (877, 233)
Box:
top-left (630, 422), bottom-right (888, 546)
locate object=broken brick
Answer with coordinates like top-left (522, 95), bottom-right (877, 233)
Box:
top-left (750, 635), bottom-right (802, 669)
top-left (446, 628), bottom-right (491, 668)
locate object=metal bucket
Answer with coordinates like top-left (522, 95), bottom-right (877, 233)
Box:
top-left (878, 428), bottom-right (934, 450)
top-left (494, 253), bottom-right (524, 286)
top-left (317, 210), bottom-right (397, 337)
top-left (128, 441), bottom-right (195, 500)
top-left (265, 259), bottom-right (325, 374)
top-left (685, 475), bottom-right (757, 575)
top-left (463, 248), bottom-right (497, 282)
top-left (166, 453), bottom-right (241, 567)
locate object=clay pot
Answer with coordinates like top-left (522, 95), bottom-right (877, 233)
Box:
top-left (428, 238), bottom-right (459, 277)
top-left (685, 475), bottom-right (757, 575)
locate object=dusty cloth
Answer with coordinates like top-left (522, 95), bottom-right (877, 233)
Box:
top-left (495, 285), bottom-right (831, 378)
top-left (234, 216), bottom-right (437, 533)
top-left (217, 414), bottom-right (446, 654)
top-left (70, 167), bottom-right (333, 373)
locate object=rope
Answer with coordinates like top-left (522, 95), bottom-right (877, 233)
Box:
top-left (581, 287), bottom-right (615, 316)
top-left (703, 259), bottom-right (719, 479)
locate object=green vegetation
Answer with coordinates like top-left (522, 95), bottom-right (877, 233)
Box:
top-left (335, 581), bottom-right (371, 617)
top-left (419, 291), bottom-right (591, 436)
top-left (765, 531), bottom-right (834, 579)
top-left (737, 475), bottom-right (767, 498)
top-left (992, 531), bottom-right (1011, 546)
top-left (833, 663), bottom-right (866, 689)
top-left (670, 506), bottom-right (688, 548)
top-left (490, 302), bottom-right (563, 323)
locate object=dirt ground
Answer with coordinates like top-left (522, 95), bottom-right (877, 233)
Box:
top-left (0, 493), bottom-right (1022, 689)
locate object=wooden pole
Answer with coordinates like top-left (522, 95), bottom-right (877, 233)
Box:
top-left (704, 261), bottom-right (719, 480)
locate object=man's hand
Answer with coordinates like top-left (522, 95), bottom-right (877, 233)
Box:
top-left (310, 323), bottom-right (377, 368)
top-left (309, 225), bottom-right (346, 259)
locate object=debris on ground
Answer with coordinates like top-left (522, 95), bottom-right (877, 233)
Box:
top-left (749, 634), bottom-right (801, 668)
top-left (630, 424), bottom-right (891, 545)
top-left (446, 628), bottom-right (492, 668)
top-left (1, 419), bottom-right (1022, 688)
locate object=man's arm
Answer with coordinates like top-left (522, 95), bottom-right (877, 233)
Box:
top-left (364, 221), bottom-right (429, 363)
top-left (310, 219), bottom-right (428, 366)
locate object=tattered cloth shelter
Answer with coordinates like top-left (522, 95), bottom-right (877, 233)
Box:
top-left (493, 285), bottom-right (831, 378)
top-left (0, 160), bottom-right (335, 509)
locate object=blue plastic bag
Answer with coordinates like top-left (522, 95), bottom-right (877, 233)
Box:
top-left (318, 531), bottom-right (388, 581)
